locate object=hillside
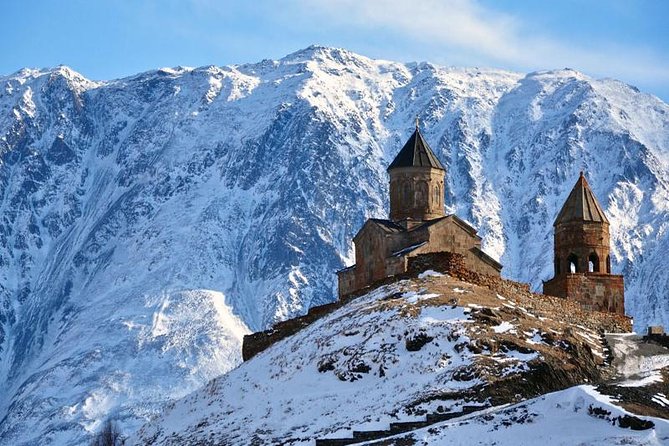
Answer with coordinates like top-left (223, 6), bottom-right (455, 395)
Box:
top-left (1, 46), bottom-right (668, 444)
top-left (135, 270), bottom-right (669, 445)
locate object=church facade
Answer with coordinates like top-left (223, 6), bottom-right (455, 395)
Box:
top-left (337, 126), bottom-right (502, 297)
top-left (543, 173), bottom-right (625, 315)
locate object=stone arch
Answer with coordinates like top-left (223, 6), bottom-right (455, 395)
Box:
top-left (588, 252), bottom-right (600, 273)
top-left (567, 253), bottom-right (579, 273)
top-left (416, 181), bottom-right (428, 206)
top-left (402, 180), bottom-right (412, 205)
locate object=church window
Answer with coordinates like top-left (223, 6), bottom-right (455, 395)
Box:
top-left (555, 256), bottom-right (561, 275)
top-left (588, 253), bottom-right (599, 272)
top-left (568, 253), bottom-right (578, 273)
top-left (402, 181), bottom-right (412, 204)
top-left (606, 255), bottom-right (611, 273)
top-left (417, 182), bottom-right (427, 204)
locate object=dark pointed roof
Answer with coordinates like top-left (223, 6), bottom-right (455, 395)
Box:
top-left (387, 127), bottom-right (445, 171)
top-left (369, 218), bottom-right (405, 233)
top-left (554, 172), bottom-right (609, 226)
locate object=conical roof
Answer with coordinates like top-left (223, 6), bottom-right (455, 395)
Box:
top-left (387, 127), bottom-right (444, 171)
top-left (554, 172), bottom-right (609, 226)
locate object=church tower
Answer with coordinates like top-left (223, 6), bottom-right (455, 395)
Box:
top-left (543, 172), bottom-right (624, 314)
top-left (553, 172), bottom-right (611, 275)
top-left (388, 124), bottom-right (445, 223)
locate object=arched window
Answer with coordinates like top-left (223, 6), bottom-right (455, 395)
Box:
top-left (433, 184), bottom-right (441, 205)
top-left (555, 256), bottom-right (561, 275)
top-left (568, 253), bottom-right (578, 273)
top-left (606, 255), bottom-right (611, 273)
top-left (402, 181), bottom-right (412, 205)
top-left (588, 253), bottom-right (599, 273)
top-left (416, 181), bottom-right (428, 204)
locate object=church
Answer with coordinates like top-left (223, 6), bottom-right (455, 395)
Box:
top-left (543, 172), bottom-right (625, 315)
top-left (337, 124), bottom-right (625, 316)
top-left (337, 125), bottom-right (502, 297)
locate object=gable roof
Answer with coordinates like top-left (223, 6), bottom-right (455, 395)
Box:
top-left (353, 218), bottom-right (406, 241)
top-left (387, 127), bottom-right (445, 171)
top-left (554, 172), bottom-right (609, 226)
top-left (413, 215), bottom-right (480, 238)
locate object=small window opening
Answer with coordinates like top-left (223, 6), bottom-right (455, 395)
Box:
top-left (588, 253), bottom-right (599, 273)
top-left (568, 253), bottom-right (578, 273)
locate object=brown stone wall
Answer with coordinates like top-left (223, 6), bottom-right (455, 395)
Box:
top-left (389, 167), bottom-right (445, 221)
top-left (543, 273), bottom-right (625, 315)
top-left (408, 252), bottom-right (524, 294)
top-left (353, 227), bottom-right (402, 290)
top-left (466, 248), bottom-right (502, 276)
top-left (410, 219), bottom-right (500, 277)
top-left (411, 220), bottom-right (475, 254)
top-left (342, 224), bottom-right (419, 297)
top-left (385, 255), bottom-right (408, 278)
top-left (246, 251), bottom-right (631, 361)
top-left (337, 267), bottom-right (357, 297)
top-left (554, 221), bottom-right (611, 275)
top-left (408, 252), bottom-right (630, 332)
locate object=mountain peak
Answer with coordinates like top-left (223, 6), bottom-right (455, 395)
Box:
top-left (0, 46), bottom-right (668, 446)
top-left (280, 45), bottom-right (369, 66)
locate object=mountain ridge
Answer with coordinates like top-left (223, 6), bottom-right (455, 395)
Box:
top-left (0, 46), bottom-right (668, 444)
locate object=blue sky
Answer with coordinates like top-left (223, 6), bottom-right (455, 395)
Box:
top-left (2, 0), bottom-right (668, 101)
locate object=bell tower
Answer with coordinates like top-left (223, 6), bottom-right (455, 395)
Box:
top-left (388, 123), bottom-right (445, 223)
top-left (543, 172), bottom-right (624, 314)
top-left (553, 172), bottom-right (611, 275)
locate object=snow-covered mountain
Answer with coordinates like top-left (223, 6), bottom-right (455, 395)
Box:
top-left (0, 45), bottom-right (668, 444)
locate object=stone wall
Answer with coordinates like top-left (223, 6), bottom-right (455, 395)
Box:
top-left (246, 251), bottom-right (630, 361)
top-left (408, 252), bottom-right (529, 296)
top-left (337, 267), bottom-right (357, 297)
top-left (389, 166), bottom-right (445, 221)
top-left (410, 220), bottom-right (500, 277)
top-left (410, 252), bottom-right (630, 333)
top-left (554, 221), bottom-right (611, 275)
top-left (544, 273), bottom-right (625, 315)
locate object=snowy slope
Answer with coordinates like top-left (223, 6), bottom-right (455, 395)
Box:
top-left (0, 46), bottom-right (668, 444)
top-left (135, 274), bottom-right (664, 445)
top-left (381, 385), bottom-right (669, 446)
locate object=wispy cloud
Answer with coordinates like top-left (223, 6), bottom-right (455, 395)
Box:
top-left (299, 0), bottom-right (669, 86)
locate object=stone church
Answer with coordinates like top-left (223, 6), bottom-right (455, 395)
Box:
top-left (337, 126), bottom-right (502, 297)
top-left (543, 173), bottom-right (625, 314)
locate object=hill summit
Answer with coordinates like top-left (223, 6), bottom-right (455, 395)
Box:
top-left (136, 267), bottom-right (669, 445)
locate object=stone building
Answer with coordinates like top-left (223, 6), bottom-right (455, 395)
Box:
top-left (543, 173), bottom-right (625, 314)
top-left (337, 126), bottom-right (501, 297)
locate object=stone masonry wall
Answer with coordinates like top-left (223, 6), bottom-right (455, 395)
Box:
top-left (246, 251), bottom-right (630, 361)
top-left (389, 166), bottom-right (445, 221)
top-left (411, 222), bottom-right (500, 277)
top-left (555, 221), bottom-right (611, 275)
top-left (544, 273), bottom-right (625, 315)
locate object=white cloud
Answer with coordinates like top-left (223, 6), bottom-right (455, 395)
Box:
top-left (300, 0), bottom-right (669, 86)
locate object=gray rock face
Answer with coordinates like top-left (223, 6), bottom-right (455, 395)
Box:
top-left (0, 46), bottom-right (667, 444)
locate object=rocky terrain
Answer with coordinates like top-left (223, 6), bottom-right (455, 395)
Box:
top-left (135, 270), bottom-right (669, 445)
top-left (1, 46), bottom-right (668, 444)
